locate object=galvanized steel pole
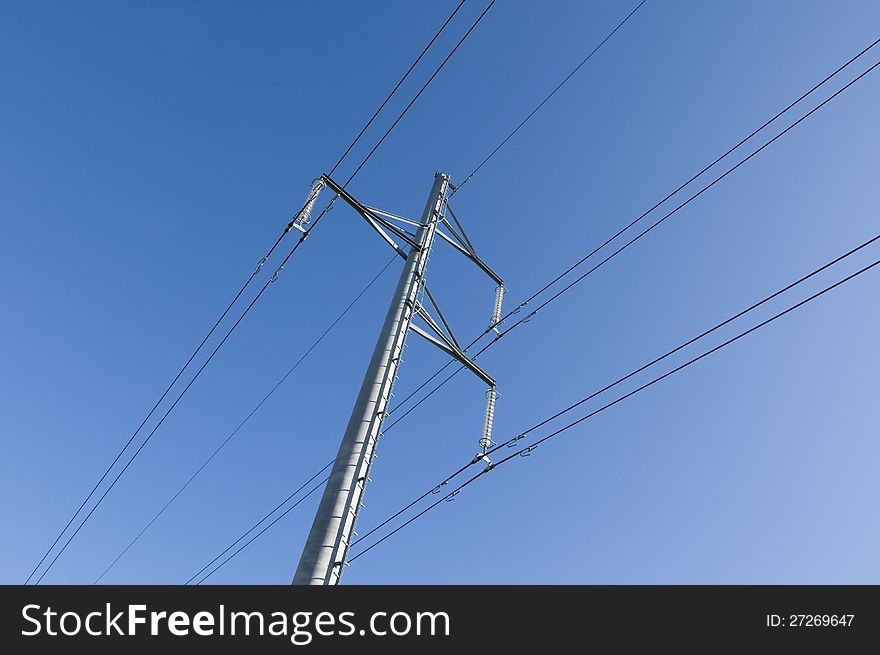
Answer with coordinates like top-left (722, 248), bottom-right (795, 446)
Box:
top-left (293, 172), bottom-right (450, 584)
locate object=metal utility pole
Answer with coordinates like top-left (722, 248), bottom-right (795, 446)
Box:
top-left (293, 172), bottom-right (450, 585)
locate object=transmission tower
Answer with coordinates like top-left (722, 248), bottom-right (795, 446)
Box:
top-left (293, 171), bottom-right (503, 585)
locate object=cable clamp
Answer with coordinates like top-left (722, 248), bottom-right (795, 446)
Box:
top-left (445, 489), bottom-right (460, 502)
top-left (254, 256), bottom-right (268, 274)
top-left (520, 445), bottom-right (538, 457)
top-left (506, 434), bottom-right (526, 448)
top-left (269, 267), bottom-right (282, 283)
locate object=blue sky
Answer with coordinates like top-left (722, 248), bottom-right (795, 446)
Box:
top-left (2, 0), bottom-right (879, 584)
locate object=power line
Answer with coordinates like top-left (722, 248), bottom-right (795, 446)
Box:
top-left (236, 0), bottom-right (497, 293)
top-left (294, 0), bottom-right (497, 233)
top-left (386, 359), bottom-right (457, 421)
top-left (353, 230), bottom-right (880, 547)
top-left (487, 56), bottom-right (880, 340)
top-left (383, 48), bottom-right (880, 427)
top-left (215, 228), bottom-right (880, 570)
top-left (186, 466), bottom-right (332, 585)
top-left (328, 0), bottom-right (468, 176)
top-left (482, 35), bottom-right (880, 332)
top-left (93, 256), bottom-right (396, 583)
top-left (196, 478), bottom-right (328, 585)
top-left (455, 0), bottom-right (648, 191)
top-left (34, 230), bottom-right (311, 584)
top-left (36, 185), bottom-right (349, 584)
top-left (195, 478), bottom-right (328, 585)
top-left (387, 36), bottom-right (880, 421)
top-left (24, 181), bottom-right (323, 585)
top-left (45, 168), bottom-right (412, 587)
top-left (349, 254), bottom-right (880, 563)
top-left (339, 0), bottom-right (497, 187)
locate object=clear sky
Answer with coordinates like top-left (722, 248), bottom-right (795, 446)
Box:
top-left (2, 0), bottom-right (879, 585)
